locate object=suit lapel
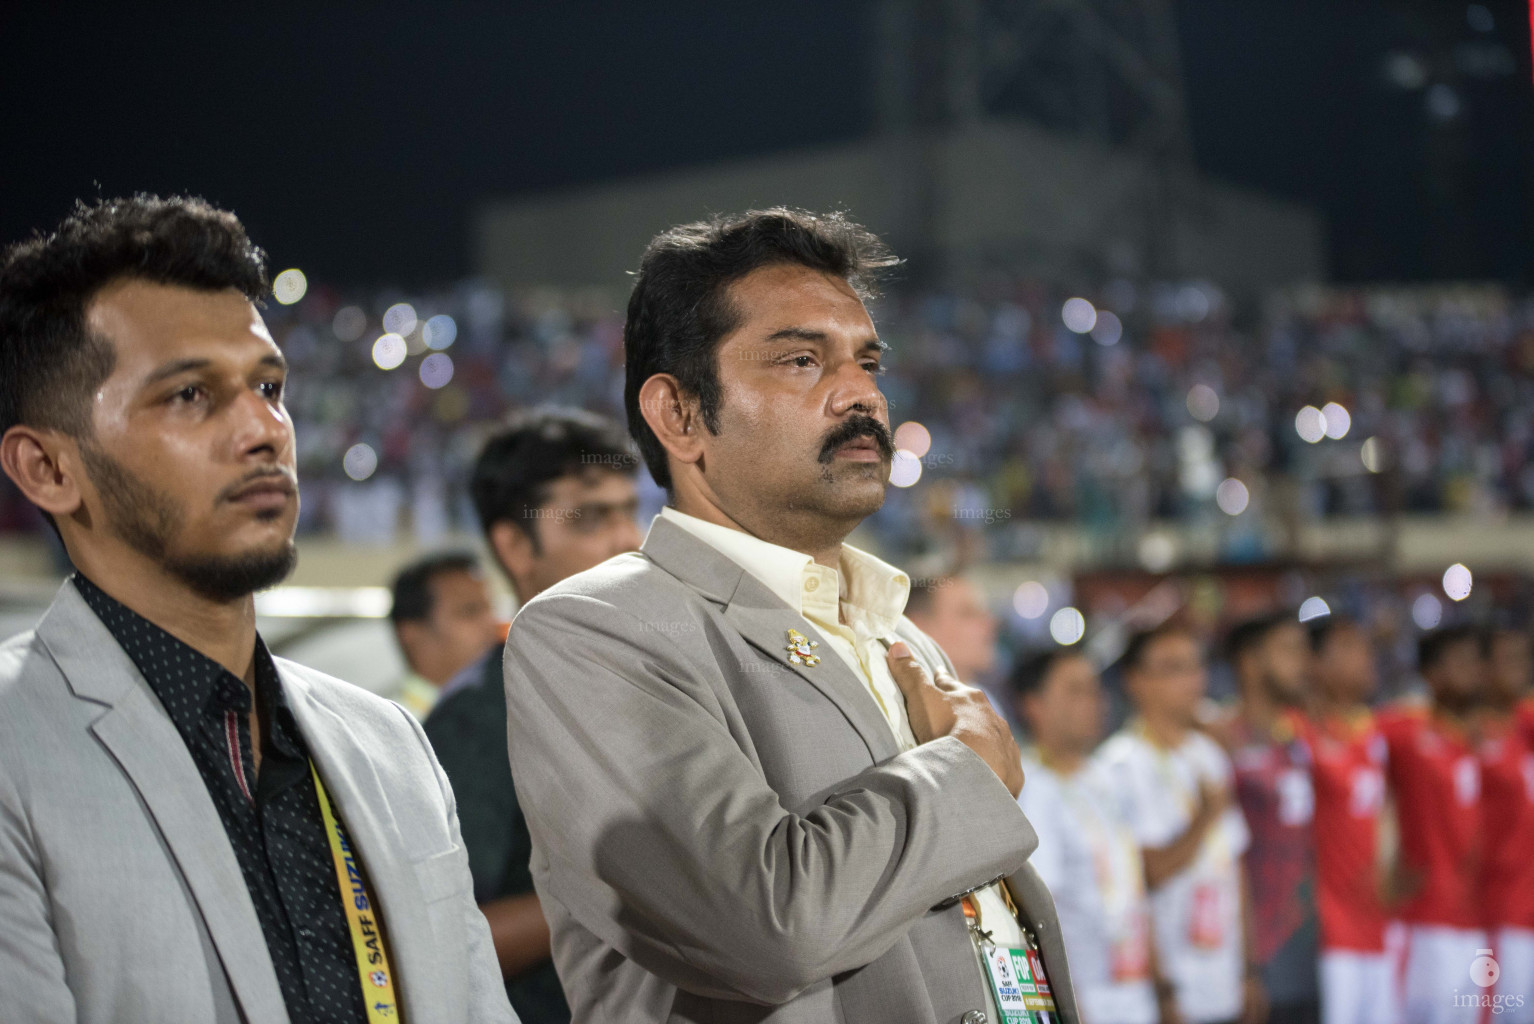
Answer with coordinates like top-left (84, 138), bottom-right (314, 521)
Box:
top-left (37, 583), bottom-right (290, 1024)
top-left (281, 668), bottom-right (439, 1024)
top-left (643, 515), bottom-right (902, 764)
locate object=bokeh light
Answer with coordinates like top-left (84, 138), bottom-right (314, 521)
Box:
top-left (1215, 478), bottom-right (1250, 516)
top-left (383, 302), bottom-right (418, 336)
top-left (333, 305), bottom-right (367, 342)
top-left (1013, 581), bottom-right (1050, 620)
top-left (423, 314), bottom-right (458, 350)
top-left (1187, 384), bottom-right (1220, 422)
top-left (1089, 311), bottom-right (1122, 346)
top-left (1298, 596), bottom-right (1331, 622)
top-left (889, 450), bottom-right (923, 488)
top-left (1442, 563), bottom-right (1472, 602)
top-left (343, 443), bottom-right (378, 482)
top-left (1412, 593), bottom-right (1443, 630)
top-left (1050, 607), bottom-right (1086, 645)
top-left (1360, 436), bottom-right (1384, 473)
top-left (894, 421), bottom-right (932, 458)
top-left (273, 268), bottom-right (307, 305)
top-left (1062, 298), bottom-right (1097, 334)
top-left (372, 333), bottom-right (407, 370)
top-left (1321, 402), bottom-right (1351, 439)
top-left (1295, 405), bottom-right (1326, 444)
top-left (419, 353), bottom-right (455, 389)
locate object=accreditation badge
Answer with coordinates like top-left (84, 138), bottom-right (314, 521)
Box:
top-left (982, 943), bottom-right (1058, 1024)
top-left (1189, 881), bottom-right (1224, 949)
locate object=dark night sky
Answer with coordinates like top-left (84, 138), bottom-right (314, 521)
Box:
top-left (3, 1), bottom-right (1531, 287)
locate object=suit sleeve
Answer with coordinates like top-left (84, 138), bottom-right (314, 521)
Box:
top-left (401, 707), bottom-right (520, 1023)
top-left (504, 592), bottom-right (1035, 1006)
top-left (0, 757), bottom-right (78, 1023)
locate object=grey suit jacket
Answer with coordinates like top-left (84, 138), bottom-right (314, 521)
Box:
top-left (0, 581), bottom-right (517, 1024)
top-left (504, 515), bottom-right (1078, 1024)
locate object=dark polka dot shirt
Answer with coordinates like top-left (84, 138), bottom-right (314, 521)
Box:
top-left (75, 574), bottom-right (369, 1024)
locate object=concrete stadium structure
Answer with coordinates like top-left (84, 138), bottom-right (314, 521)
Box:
top-left (475, 119), bottom-right (1324, 293)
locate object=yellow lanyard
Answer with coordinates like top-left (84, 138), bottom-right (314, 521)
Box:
top-left (310, 762), bottom-right (403, 1023)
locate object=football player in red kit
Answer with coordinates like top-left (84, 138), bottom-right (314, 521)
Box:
top-left (1379, 626), bottom-right (1485, 1024)
top-left (1296, 617), bottom-right (1395, 1024)
top-left (1478, 628), bottom-right (1534, 1022)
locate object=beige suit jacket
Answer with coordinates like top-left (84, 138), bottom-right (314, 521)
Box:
top-left (504, 515), bottom-right (1078, 1024)
top-left (0, 581), bottom-right (516, 1024)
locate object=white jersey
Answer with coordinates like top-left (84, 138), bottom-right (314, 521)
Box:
top-left (1096, 726), bottom-right (1251, 1024)
top-left (1021, 754), bottom-right (1158, 1024)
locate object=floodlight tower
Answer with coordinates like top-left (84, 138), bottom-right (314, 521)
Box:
top-left (873, 0), bottom-right (1199, 283)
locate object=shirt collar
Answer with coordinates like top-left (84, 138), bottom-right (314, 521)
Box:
top-left (657, 506), bottom-right (910, 628)
top-left (72, 572), bottom-right (299, 752)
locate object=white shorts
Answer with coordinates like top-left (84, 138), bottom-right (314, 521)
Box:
top-left (1488, 927), bottom-right (1534, 1024)
top-left (1392, 924), bottom-right (1490, 1024)
top-left (1321, 948), bottom-right (1396, 1024)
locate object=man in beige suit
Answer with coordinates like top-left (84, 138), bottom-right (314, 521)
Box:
top-left (504, 208), bottom-right (1078, 1024)
top-left (0, 195), bottom-right (514, 1023)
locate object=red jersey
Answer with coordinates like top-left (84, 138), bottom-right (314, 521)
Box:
top-left (1229, 713), bottom-right (1316, 967)
top-left (1478, 716), bottom-right (1534, 929)
top-left (1296, 709), bottom-right (1389, 951)
top-left (1378, 706), bottom-right (1482, 928)
top-left (1516, 696), bottom-right (1534, 751)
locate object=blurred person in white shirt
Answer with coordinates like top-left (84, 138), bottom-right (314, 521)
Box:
top-left (1098, 624), bottom-right (1264, 1024)
top-left (1014, 647), bottom-right (1174, 1024)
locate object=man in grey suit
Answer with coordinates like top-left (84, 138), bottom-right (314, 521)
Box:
top-left (0, 195), bottom-right (515, 1023)
top-left (504, 208), bottom-right (1078, 1024)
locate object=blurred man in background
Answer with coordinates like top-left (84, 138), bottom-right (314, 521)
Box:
top-left (1015, 649), bottom-right (1167, 1024)
top-left (1379, 626), bottom-right (1484, 1024)
top-left (1296, 616), bottom-right (1394, 1024)
top-left (423, 406), bottom-right (641, 1024)
top-left (906, 573), bottom-right (1013, 730)
top-left (1476, 627), bottom-right (1534, 1023)
top-left (388, 550), bottom-right (502, 720)
top-left (0, 195), bottom-right (512, 1023)
top-left (1099, 624), bottom-right (1262, 1024)
top-left (1218, 613), bottom-right (1318, 1024)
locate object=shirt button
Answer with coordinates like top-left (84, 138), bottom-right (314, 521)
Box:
top-left (804, 577), bottom-right (819, 592)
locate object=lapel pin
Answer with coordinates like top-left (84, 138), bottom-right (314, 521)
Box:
top-left (785, 628), bottom-right (821, 667)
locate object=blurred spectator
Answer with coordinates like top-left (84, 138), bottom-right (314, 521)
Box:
top-left (1098, 625), bottom-right (1261, 1024)
top-left (1216, 614), bottom-right (1319, 1024)
top-left (387, 550), bottom-right (502, 719)
top-left (1378, 627), bottom-right (1484, 1024)
top-left (906, 573), bottom-right (1014, 729)
top-left (422, 407), bottom-right (641, 1024)
top-left (1475, 628), bottom-right (1534, 1023)
top-left (1296, 616), bottom-right (1394, 1024)
top-left (1014, 649), bottom-right (1164, 1024)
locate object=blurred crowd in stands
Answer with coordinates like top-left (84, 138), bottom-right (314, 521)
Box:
top-left (8, 274), bottom-right (1528, 569)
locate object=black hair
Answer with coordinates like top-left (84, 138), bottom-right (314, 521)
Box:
top-left (1224, 611), bottom-right (1298, 665)
top-left (622, 207), bottom-right (898, 490)
top-left (1119, 622), bottom-right (1190, 674)
top-left (1418, 624), bottom-right (1479, 671)
top-left (469, 406), bottom-right (637, 553)
top-left (1009, 648), bottom-right (1082, 700)
top-left (0, 194), bottom-right (269, 439)
top-left (389, 550), bottom-right (481, 625)
top-left (904, 575), bottom-right (956, 620)
top-left (1308, 614), bottom-right (1358, 654)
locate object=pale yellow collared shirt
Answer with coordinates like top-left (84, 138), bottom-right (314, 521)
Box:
top-left (657, 507), bottom-right (1026, 956)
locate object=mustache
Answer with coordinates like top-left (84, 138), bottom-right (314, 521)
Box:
top-left (215, 467), bottom-right (298, 504)
top-left (817, 415), bottom-right (895, 465)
